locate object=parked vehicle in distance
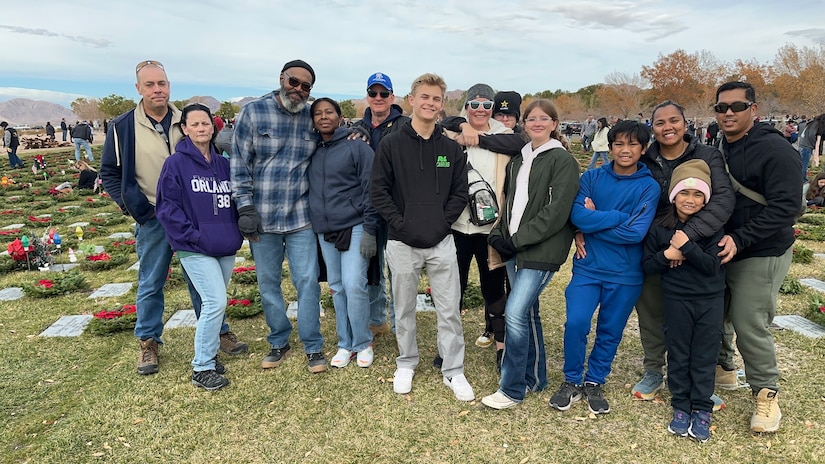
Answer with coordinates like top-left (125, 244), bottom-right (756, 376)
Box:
top-left (11, 124), bottom-right (31, 130)
top-left (560, 121), bottom-right (582, 135)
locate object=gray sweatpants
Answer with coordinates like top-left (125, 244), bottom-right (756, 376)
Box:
top-left (386, 235), bottom-right (465, 378)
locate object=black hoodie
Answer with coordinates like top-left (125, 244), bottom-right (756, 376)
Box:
top-left (370, 120), bottom-right (468, 248)
top-left (721, 122), bottom-right (802, 261)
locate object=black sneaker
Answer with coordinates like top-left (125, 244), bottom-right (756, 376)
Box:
top-left (584, 382), bottom-right (610, 414)
top-left (213, 357), bottom-right (226, 375)
top-left (433, 354), bottom-right (443, 369)
top-left (261, 344), bottom-right (291, 369)
top-left (192, 370), bottom-right (229, 391)
top-left (307, 352), bottom-right (327, 373)
top-left (549, 381), bottom-right (583, 411)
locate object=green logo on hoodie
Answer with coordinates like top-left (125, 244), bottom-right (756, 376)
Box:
top-left (436, 155), bottom-right (450, 168)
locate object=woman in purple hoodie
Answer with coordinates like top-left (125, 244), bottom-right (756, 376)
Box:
top-left (156, 103), bottom-right (243, 391)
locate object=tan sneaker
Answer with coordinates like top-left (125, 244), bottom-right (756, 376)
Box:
top-left (137, 339), bottom-right (159, 375)
top-left (369, 322), bottom-right (391, 336)
top-left (715, 365), bottom-right (741, 390)
top-left (219, 331), bottom-right (249, 355)
top-left (750, 388), bottom-right (781, 433)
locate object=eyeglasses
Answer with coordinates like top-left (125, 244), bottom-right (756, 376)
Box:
top-left (283, 72), bottom-right (312, 92)
top-left (368, 90), bottom-right (391, 98)
top-left (154, 123), bottom-right (169, 144)
top-left (467, 101), bottom-right (494, 110)
top-left (713, 101), bottom-right (753, 113)
top-left (525, 116), bottom-right (554, 124)
top-left (135, 60), bottom-right (165, 74)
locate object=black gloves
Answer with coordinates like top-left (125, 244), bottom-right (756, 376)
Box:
top-left (360, 232), bottom-right (377, 259)
top-left (237, 205), bottom-right (263, 239)
top-left (489, 236), bottom-right (516, 262)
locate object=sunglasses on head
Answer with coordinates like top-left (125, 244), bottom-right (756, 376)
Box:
top-left (713, 101), bottom-right (753, 113)
top-left (368, 90), bottom-right (391, 98)
top-left (154, 123), bottom-right (168, 144)
top-left (135, 60), bottom-right (165, 74)
top-left (283, 72), bottom-right (312, 92)
top-left (467, 101), bottom-right (494, 110)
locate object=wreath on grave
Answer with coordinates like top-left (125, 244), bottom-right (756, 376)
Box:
top-left (91, 214), bottom-right (126, 226)
top-left (792, 244), bottom-right (814, 264)
top-left (86, 304), bottom-right (138, 336)
top-left (22, 270), bottom-right (88, 298)
top-left (779, 276), bottom-right (803, 295)
top-left (231, 265), bottom-right (257, 285)
top-left (165, 267), bottom-right (186, 288)
top-left (225, 290), bottom-right (263, 318)
top-left (110, 239), bottom-right (136, 254)
top-left (80, 252), bottom-right (130, 271)
top-left (83, 197), bottom-right (110, 208)
top-left (806, 293), bottom-right (825, 327)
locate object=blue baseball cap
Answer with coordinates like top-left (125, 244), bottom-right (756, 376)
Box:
top-left (366, 72), bottom-right (393, 92)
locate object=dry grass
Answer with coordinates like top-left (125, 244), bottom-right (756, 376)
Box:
top-left (1, 147), bottom-right (824, 463)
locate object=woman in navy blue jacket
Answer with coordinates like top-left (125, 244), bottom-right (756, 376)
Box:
top-left (156, 103), bottom-right (243, 391)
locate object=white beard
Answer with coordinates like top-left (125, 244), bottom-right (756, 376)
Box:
top-left (279, 87), bottom-right (308, 114)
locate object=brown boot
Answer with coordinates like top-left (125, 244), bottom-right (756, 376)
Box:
top-left (137, 339), bottom-right (159, 375)
top-left (219, 331), bottom-right (249, 355)
top-left (715, 365), bottom-right (740, 390)
top-left (750, 388), bottom-right (781, 433)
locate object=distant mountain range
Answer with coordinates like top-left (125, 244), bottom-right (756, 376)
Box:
top-left (0, 90), bottom-right (469, 125)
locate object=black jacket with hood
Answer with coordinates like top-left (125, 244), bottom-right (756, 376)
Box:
top-left (370, 120), bottom-right (468, 248)
top-left (640, 134), bottom-right (735, 241)
top-left (721, 122), bottom-right (802, 261)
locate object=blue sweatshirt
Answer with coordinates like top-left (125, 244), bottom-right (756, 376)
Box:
top-left (308, 127), bottom-right (379, 235)
top-left (156, 137), bottom-right (243, 256)
top-left (570, 161), bottom-right (660, 285)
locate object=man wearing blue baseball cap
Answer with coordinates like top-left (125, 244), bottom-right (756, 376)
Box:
top-left (353, 72), bottom-right (410, 337)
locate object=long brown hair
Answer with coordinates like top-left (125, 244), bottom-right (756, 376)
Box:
top-left (521, 99), bottom-right (569, 150)
top-left (807, 172), bottom-right (825, 200)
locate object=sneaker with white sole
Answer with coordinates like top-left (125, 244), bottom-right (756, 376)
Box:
top-left (331, 349), bottom-right (355, 368)
top-left (357, 345), bottom-right (374, 368)
top-left (393, 368), bottom-right (414, 394)
top-left (443, 374), bottom-right (475, 401)
top-left (481, 390), bottom-right (519, 409)
top-left (549, 381), bottom-right (583, 411)
top-left (750, 388), bottom-right (781, 433)
top-left (711, 393), bottom-right (725, 412)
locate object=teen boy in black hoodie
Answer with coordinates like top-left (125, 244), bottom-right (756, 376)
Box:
top-left (370, 73), bottom-right (474, 402)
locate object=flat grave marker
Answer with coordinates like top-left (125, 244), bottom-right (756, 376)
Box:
top-left (127, 261), bottom-right (140, 271)
top-left (88, 282), bottom-right (133, 299)
top-left (2, 223), bottom-right (25, 230)
top-left (0, 287), bottom-right (23, 301)
top-left (40, 315), bottom-right (93, 337)
top-left (800, 278), bottom-right (825, 293)
top-left (416, 294), bottom-right (435, 312)
top-left (42, 263), bottom-right (80, 272)
top-left (68, 221), bottom-right (90, 228)
top-left (165, 309), bottom-right (197, 329)
top-left (107, 232), bottom-right (134, 240)
top-left (773, 315), bottom-right (825, 338)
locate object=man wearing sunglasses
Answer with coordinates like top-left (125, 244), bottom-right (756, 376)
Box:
top-left (231, 59), bottom-right (328, 374)
top-left (101, 60), bottom-right (249, 376)
top-left (714, 81), bottom-right (801, 434)
top-left (352, 72), bottom-right (411, 337)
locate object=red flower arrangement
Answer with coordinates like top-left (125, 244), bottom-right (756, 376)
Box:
top-left (1, 209), bottom-right (22, 215)
top-left (233, 265), bottom-right (256, 274)
top-left (93, 304), bottom-right (137, 320)
top-left (112, 239), bottom-right (136, 246)
top-left (0, 229), bottom-right (21, 236)
top-left (231, 265), bottom-right (257, 284)
top-left (27, 215), bottom-right (51, 223)
top-left (87, 252), bottom-right (111, 261)
top-left (6, 238), bottom-right (27, 261)
top-left (228, 298), bottom-right (252, 307)
top-left (38, 279), bottom-right (54, 289)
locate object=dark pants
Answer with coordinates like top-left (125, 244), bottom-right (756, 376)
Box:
top-left (7, 146), bottom-right (23, 168)
top-left (663, 295), bottom-right (723, 413)
top-left (452, 230), bottom-right (507, 342)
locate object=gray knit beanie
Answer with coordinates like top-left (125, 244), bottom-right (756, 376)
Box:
top-left (464, 83), bottom-right (495, 106)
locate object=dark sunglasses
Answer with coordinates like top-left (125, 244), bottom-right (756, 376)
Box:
top-left (283, 72), bottom-right (312, 92)
top-left (713, 101), bottom-right (753, 113)
top-left (467, 101), bottom-right (494, 110)
top-left (135, 60), bottom-right (165, 74)
top-left (154, 123), bottom-right (169, 144)
top-left (368, 90), bottom-right (391, 98)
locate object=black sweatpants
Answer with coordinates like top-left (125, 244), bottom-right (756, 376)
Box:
top-left (452, 230), bottom-right (507, 342)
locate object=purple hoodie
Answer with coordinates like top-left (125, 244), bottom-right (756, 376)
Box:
top-left (156, 137), bottom-right (242, 256)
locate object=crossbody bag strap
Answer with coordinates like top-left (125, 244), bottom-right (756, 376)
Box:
top-left (721, 144), bottom-right (768, 206)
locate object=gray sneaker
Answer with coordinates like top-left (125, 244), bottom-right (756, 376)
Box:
top-left (192, 370), bottom-right (229, 391)
top-left (307, 352), bottom-right (327, 374)
top-left (549, 381), bottom-right (583, 411)
top-left (261, 344), bottom-right (291, 369)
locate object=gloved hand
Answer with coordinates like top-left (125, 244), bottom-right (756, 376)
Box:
top-left (237, 205), bottom-right (263, 240)
top-left (489, 236), bottom-right (516, 262)
top-left (360, 231), bottom-right (377, 259)
top-left (347, 125), bottom-right (371, 143)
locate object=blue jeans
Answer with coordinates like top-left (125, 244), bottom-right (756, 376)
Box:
top-left (252, 229), bottom-right (323, 353)
top-left (73, 138), bottom-right (94, 161)
top-left (180, 254), bottom-right (235, 371)
top-left (587, 151), bottom-right (609, 170)
top-left (6, 146), bottom-right (23, 168)
top-left (134, 218), bottom-right (174, 342)
top-left (318, 224), bottom-right (372, 352)
top-left (800, 147), bottom-right (812, 183)
top-left (368, 224), bottom-right (393, 330)
top-left (498, 261), bottom-right (554, 402)
top-left (562, 274), bottom-right (642, 385)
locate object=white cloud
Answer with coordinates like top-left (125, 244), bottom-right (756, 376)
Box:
top-left (0, 87), bottom-right (90, 106)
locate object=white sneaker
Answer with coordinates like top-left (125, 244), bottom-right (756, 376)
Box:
top-left (330, 349), bottom-right (354, 368)
top-left (481, 390), bottom-right (519, 410)
top-left (393, 368), bottom-right (414, 394)
top-left (356, 345), bottom-right (374, 368)
top-left (444, 374), bottom-right (475, 401)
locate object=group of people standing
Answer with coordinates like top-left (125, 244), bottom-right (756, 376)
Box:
top-left (99, 58), bottom-right (800, 443)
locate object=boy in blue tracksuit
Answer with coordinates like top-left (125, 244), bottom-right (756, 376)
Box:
top-left (550, 121), bottom-right (660, 414)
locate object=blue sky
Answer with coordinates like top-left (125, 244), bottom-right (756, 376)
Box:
top-left (2, 0), bottom-right (824, 107)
